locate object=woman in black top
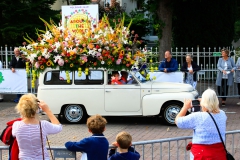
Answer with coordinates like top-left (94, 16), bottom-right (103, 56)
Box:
top-left (180, 54), bottom-right (201, 89)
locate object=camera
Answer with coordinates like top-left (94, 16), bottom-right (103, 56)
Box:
top-left (191, 100), bottom-right (201, 112)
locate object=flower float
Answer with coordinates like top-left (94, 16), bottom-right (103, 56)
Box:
top-left (20, 15), bottom-right (145, 77)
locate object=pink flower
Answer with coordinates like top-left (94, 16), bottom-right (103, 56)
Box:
top-left (58, 59), bottom-right (64, 66)
top-left (96, 52), bottom-right (101, 57)
top-left (35, 62), bottom-right (40, 68)
top-left (81, 56), bottom-right (88, 62)
top-left (38, 56), bottom-right (42, 60)
top-left (116, 59), bottom-right (121, 65)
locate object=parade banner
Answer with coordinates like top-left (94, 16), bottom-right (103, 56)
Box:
top-left (62, 5), bottom-right (99, 39)
top-left (0, 69), bottom-right (27, 93)
top-left (149, 72), bottom-right (184, 83)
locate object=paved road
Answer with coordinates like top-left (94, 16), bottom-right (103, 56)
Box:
top-left (0, 94), bottom-right (240, 159)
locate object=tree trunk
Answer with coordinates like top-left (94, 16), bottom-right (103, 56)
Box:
top-left (156, 0), bottom-right (173, 61)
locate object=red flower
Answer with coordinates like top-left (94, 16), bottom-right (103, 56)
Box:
top-left (96, 45), bottom-right (100, 49)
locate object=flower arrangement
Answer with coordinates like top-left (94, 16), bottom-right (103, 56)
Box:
top-left (20, 15), bottom-right (145, 78)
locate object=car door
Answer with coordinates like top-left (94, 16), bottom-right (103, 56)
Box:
top-left (104, 73), bottom-right (141, 112)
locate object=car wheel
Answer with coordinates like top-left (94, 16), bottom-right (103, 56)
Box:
top-left (161, 102), bottom-right (183, 125)
top-left (63, 104), bottom-right (86, 123)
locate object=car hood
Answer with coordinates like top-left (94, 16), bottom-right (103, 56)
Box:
top-left (151, 82), bottom-right (194, 93)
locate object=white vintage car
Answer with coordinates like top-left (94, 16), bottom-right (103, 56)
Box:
top-left (37, 68), bottom-right (198, 125)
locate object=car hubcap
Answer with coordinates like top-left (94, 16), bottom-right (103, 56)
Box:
top-left (166, 106), bottom-right (180, 123)
top-left (65, 105), bottom-right (83, 122)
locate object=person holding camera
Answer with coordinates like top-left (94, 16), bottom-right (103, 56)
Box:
top-left (175, 88), bottom-right (227, 160)
top-left (9, 47), bottom-right (26, 103)
top-left (216, 48), bottom-right (236, 106)
top-left (12, 93), bottom-right (62, 159)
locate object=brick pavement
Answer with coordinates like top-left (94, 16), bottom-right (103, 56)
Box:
top-left (0, 94), bottom-right (240, 159)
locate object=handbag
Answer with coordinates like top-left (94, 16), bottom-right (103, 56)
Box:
top-left (208, 112), bottom-right (235, 160)
top-left (40, 121), bottom-right (54, 160)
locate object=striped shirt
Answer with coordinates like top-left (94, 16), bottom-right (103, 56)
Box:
top-left (12, 120), bottom-right (62, 160)
top-left (177, 110), bottom-right (227, 144)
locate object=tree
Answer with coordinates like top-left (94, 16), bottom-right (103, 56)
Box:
top-left (0, 0), bottom-right (60, 46)
top-left (173, 0), bottom-right (237, 48)
top-left (137, 0), bottom-right (237, 60)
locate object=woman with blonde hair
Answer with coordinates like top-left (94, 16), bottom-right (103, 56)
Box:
top-left (12, 93), bottom-right (62, 160)
top-left (175, 88), bottom-right (227, 160)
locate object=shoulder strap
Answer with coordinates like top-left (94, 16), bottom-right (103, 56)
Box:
top-left (39, 121), bottom-right (45, 160)
top-left (207, 112), bottom-right (227, 152)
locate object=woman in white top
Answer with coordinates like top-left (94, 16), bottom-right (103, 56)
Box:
top-left (215, 48), bottom-right (236, 106)
top-left (12, 93), bottom-right (62, 160)
top-left (235, 57), bottom-right (240, 105)
top-left (175, 88), bottom-right (227, 160)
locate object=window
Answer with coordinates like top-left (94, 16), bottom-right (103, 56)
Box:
top-left (74, 70), bottom-right (104, 85)
top-left (44, 71), bottom-right (72, 85)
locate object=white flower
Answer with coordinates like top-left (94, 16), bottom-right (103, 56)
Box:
top-left (55, 42), bottom-right (61, 49)
top-left (26, 44), bottom-right (32, 50)
top-left (88, 50), bottom-right (96, 56)
top-left (98, 49), bottom-right (102, 52)
top-left (40, 40), bottom-right (45, 45)
top-left (53, 55), bottom-right (62, 63)
top-left (42, 48), bottom-right (48, 56)
top-left (45, 53), bottom-right (51, 59)
top-left (105, 46), bottom-right (109, 50)
top-left (101, 61), bottom-right (105, 64)
top-left (32, 43), bottom-right (38, 46)
top-left (27, 54), bottom-right (37, 63)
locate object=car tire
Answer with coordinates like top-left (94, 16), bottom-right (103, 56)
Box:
top-left (63, 104), bottom-right (87, 123)
top-left (161, 101), bottom-right (183, 126)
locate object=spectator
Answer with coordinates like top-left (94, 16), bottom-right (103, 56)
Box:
top-left (180, 54), bottom-right (201, 89)
top-left (0, 60), bottom-right (3, 102)
top-left (216, 48), bottom-right (236, 106)
top-left (235, 57), bottom-right (240, 105)
top-left (108, 131), bottom-right (140, 160)
top-left (175, 88), bottom-right (227, 160)
top-left (65, 114), bottom-right (109, 160)
top-left (120, 71), bottom-right (133, 84)
top-left (111, 72), bottom-right (122, 84)
top-left (12, 93), bottom-right (62, 159)
top-left (158, 51), bottom-right (178, 73)
top-left (9, 48), bottom-right (26, 103)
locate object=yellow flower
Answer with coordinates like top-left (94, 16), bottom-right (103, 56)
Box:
top-left (70, 63), bottom-right (74, 67)
top-left (40, 65), bottom-right (45, 70)
top-left (46, 60), bottom-right (51, 67)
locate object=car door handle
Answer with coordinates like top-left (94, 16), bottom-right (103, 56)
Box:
top-left (105, 90), bottom-right (111, 92)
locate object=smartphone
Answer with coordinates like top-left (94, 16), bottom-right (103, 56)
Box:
top-left (191, 100), bottom-right (201, 112)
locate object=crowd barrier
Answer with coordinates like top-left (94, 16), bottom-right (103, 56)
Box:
top-left (0, 130), bottom-right (239, 160)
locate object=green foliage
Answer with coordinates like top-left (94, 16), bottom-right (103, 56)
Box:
top-left (0, 0), bottom-right (60, 46)
top-left (173, 0), bottom-right (237, 48)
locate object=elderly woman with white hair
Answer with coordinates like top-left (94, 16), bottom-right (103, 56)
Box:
top-left (175, 88), bottom-right (227, 160)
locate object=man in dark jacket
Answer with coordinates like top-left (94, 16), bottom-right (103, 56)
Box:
top-left (158, 51), bottom-right (178, 72)
top-left (9, 48), bottom-right (26, 103)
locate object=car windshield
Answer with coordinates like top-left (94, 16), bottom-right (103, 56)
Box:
top-left (131, 71), bottom-right (150, 83)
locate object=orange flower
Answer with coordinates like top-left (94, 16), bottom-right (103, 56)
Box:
top-left (88, 43), bottom-right (94, 50)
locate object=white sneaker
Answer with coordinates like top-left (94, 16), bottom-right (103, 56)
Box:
top-left (237, 102), bottom-right (240, 105)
